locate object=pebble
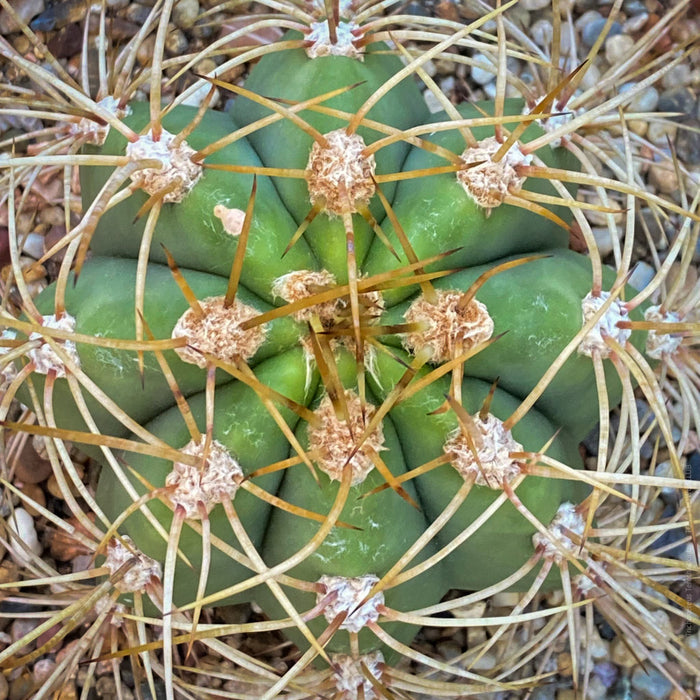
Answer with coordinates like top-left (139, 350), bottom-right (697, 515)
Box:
top-left (172, 0), bottom-right (200, 30)
top-left (32, 658), bottom-right (56, 686)
top-left (676, 122), bottom-right (700, 165)
top-left (470, 53), bottom-right (495, 85)
top-left (658, 88), bottom-right (698, 118)
top-left (6, 508), bottom-right (42, 565)
top-left (165, 27), bottom-right (189, 56)
top-left (631, 666), bottom-right (673, 699)
top-left (585, 674), bottom-right (609, 700)
top-left (8, 673), bottom-right (33, 700)
top-left (581, 18), bottom-right (622, 49)
top-left (0, 674), bottom-right (7, 700)
top-left (591, 225), bottom-right (621, 258)
top-left (605, 34), bottom-right (635, 65)
top-left (610, 637), bottom-right (641, 667)
top-left (648, 161), bottom-right (679, 197)
top-left (621, 85), bottom-right (660, 114)
top-left (661, 63), bottom-right (692, 91)
top-left (521, 0), bottom-right (550, 9)
top-left (531, 685), bottom-right (556, 700)
top-left (647, 120), bottom-right (677, 146)
top-left (21, 232), bottom-right (44, 260)
top-left (0, 0), bottom-right (44, 33)
top-left (530, 18), bottom-right (553, 49)
top-left (628, 261), bottom-right (655, 291)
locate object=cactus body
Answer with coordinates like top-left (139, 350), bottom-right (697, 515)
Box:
top-left (25, 39), bottom-right (652, 658)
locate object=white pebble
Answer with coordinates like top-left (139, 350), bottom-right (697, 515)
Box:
top-left (521, 0), bottom-right (550, 9)
top-left (647, 121), bottom-right (677, 145)
top-left (628, 261), bottom-right (655, 291)
top-left (470, 52), bottom-right (495, 85)
top-left (21, 232), bottom-right (45, 260)
top-left (6, 508), bottom-right (42, 565)
top-left (605, 34), bottom-right (635, 65)
top-left (621, 84), bottom-right (659, 113)
top-left (530, 18), bottom-right (553, 49)
top-left (590, 226), bottom-right (622, 257)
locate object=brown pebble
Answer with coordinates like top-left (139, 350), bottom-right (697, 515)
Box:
top-left (0, 560), bottom-right (19, 586)
top-left (46, 464), bottom-right (84, 500)
top-left (8, 672), bottom-right (33, 700)
top-left (18, 482), bottom-right (46, 517)
top-left (14, 441), bottom-right (52, 484)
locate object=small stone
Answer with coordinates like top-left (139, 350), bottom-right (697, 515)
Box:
top-left (610, 637), bottom-right (640, 667)
top-left (136, 35), bottom-right (157, 66)
top-left (581, 18), bottom-right (622, 49)
top-left (19, 482), bottom-right (46, 517)
top-left (623, 12), bottom-right (649, 33)
top-left (658, 88), bottom-right (698, 117)
top-left (521, 0), bottom-right (549, 9)
top-left (0, 673), bottom-right (7, 700)
top-left (648, 162), bottom-right (679, 196)
top-left (627, 261), bottom-right (655, 291)
top-left (14, 441), bottom-right (52, 484)
top-left (605, 34), bottom-right (635, 65)
top-left (590, 226), bottom-right (621, 258)
top-left (6, 508), bottom-right (42, 564)
top-left (647, 121), bottom-right (677, 146)
top-left (470, 52), bottom-right (495, 85)
top-left (530, 18), bottom-right (553, 49)
top-left (661, 63), bottom-right (692, 91)
top-left (124, 2), bottom-right (152, 25)
top-left (165, 27), bottom-right (188, 55)
top-left (556, 690), bottom-right (577, 700)
top-left (621, 85), bottom-right (659, 114)
top-left (21, 232), bottom-right (44, 260)
top-left (8, 673), bottom-right (33, 700)
top-left (585, 674), bottom-right (609, 700)
top-left (0, 0), bottom-right (44, 33)
top-left (631, 667), bottom-right (672, 700)
top-left (32, 658), bottom-right (56, 686)
top-left (675, 121), bottom-right (700, 165)
top-left (172, 0), bottom-right (199, 29)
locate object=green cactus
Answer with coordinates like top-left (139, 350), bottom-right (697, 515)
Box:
top-left (17, 27), bottom-right (652, 660)
top-left (2, 1), bottom-right (699, 696)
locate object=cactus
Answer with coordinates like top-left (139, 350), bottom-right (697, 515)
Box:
top-left (1, 0), bottom-right (699, 698)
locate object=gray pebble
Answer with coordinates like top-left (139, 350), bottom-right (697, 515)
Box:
top-left (165, 28), bottom-right (189, 55)
top-left (631, 667), bottom-right (672, 700)
top-left (658, 88), bottom-right (698, 117)
top-left (172, 0), bottom-right (200, 30)
top-left (623, 0), bottom-right (647, 15)
top-left (520, 0), bottom-right (550, 10)
top-left (675, 120), bottom-right (700, 165)
top-left (591, 225), bottom-right (621, 258)
top-left (620, 84), bottom-right (659, 114)
top-left (627, 261), bottom-right (655, 292)
top-left (0, 0), bottom-right (44, 33)
top-left (530, 685), bottom-right (557, 700)
top-left (470, 53), bottom-right (495, 85)
top-left (582, 18), bottom-right (622, 49)
top-left (661, 63), bottom-right (692, 91)
top-left (530, 18), bottom-right (553, 49)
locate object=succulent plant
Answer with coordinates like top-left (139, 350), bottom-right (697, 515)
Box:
top-left (1, 1), bottom-right (699, 698)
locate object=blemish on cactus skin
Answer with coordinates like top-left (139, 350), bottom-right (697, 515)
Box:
top-left (213, 204), bottom-right (246, 236)
top-left (126, 129), bottom-right (202, 203)
top-left (317, 574), bottom-right (384, 632)
top-left (403, 290), bottom-right (494, 363)
top-left (171, 296), bottom-right (267, 367)
top-left (28, 313), bottom-right (80, 378)
top-left (165, 437), bottom-right (243, 519)
top-left (309, 390), bottom-right (385, 485)
top-left (443, 413), bottom-right (523, 488)
top-left (306, 129), bottom-right (376, 215)
top-left (457, 136), bottom-right (532, 211)
top-left (578, 291), bottom-right (631, 358)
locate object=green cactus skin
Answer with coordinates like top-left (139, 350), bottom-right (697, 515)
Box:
top-left (24, 40), bottom-right (651, 658)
